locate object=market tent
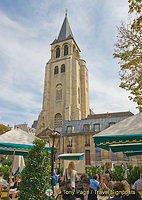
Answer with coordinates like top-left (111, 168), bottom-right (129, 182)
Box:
top-left (93, 112), bottom-right (142, 151)
top-left (0, 128), bottom-right (50, 156)
top-left (110, 143), bottom-right (142, 153)
top-left (12, 155), bottom-right (25, 175)
top-left (58, 153), bottom-right (84, 160)
top-left (125, 151), bottom-right (142, 157)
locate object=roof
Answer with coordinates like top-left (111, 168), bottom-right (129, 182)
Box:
top-left (0, 128), bottom-right (40, 146)
top-left (93, 112), bottom-right (142, 137)
top-left (51, 14), bottom-right (75, 45)
top-left (61, 111), bottom-right (133, 135)
top-left (87, 111), bottom-right (133, 119)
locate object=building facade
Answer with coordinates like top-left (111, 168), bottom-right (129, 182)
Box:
top-left (60, 111), bottom-right (135, 166)
top-left (36, 14), bottom-right (90, 134)
top-left (36, 15), bottom-right (141, 167)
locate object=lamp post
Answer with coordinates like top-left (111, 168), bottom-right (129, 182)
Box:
top-left (38, 127), bottom-right (60, 192)
top-left (49, 130), bottom-right (60, 192)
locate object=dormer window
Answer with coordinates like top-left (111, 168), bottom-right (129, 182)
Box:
top-left (54, 66), bottom-right (59, 75)
top-left (67, 126), bottom-right (74, 134)
top-left (109, 122), bottom-right (116, 127)
top-left (64, 45), bottom-right (68, 56)
top-left (56, 47), bottom-right (60, 58)
top-left (94, 124), bottom-right (100, 132)
top-left (61, 64), bottom-right (65, 73)
top-left (83, 124), bottom-right (90, 132)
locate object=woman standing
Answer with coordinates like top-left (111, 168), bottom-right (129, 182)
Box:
top-left (61, 161), bottom-right (79, 189)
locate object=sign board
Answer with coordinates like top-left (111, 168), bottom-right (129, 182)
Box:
top-left (45, 189), bottom-right (53, 196)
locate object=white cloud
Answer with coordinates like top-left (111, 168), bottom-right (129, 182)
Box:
top-left (0, 0), bottom-right (138, 127)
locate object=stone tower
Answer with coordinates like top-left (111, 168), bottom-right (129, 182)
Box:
top-left (37, 14), bottom-right (90, 134)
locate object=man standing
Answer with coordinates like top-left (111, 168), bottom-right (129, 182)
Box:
top-left (133, 170), bottom-right (142, 192)
top-left (76, 178), bottom-right (98, 200)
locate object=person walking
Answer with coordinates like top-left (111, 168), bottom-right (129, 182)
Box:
top-left (90, 174), bottom-right (100, 191)
top-left (61, 161), bottom-right (79, 190)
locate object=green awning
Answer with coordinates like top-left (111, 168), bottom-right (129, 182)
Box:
top-left (58, 153), bottom-right (84, 160)
top-left (125, 151), bottom-right (142, 157)
top-left (0, 129), bottom-right (50, 156)
top-left (110, 143), bottom-right (142, 153)
top-left (93, 134), bottom-right (142, 150)
top-left (93, 112), bottom-right (142, 151)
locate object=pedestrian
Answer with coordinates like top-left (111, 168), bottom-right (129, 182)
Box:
top-left (133, 170), bottom-right (142, 191)
top-left (90, 174), bottom-right (100, 191)
top-left (77, 173), bottom-right (89, 190)
top-left (122, 180), bottom-right (141, 200)
top-left (105, 162), bottom-right (112, 180)
top-left (0, 172), bottom-right (9, 188)
top-left (99, 174), bottom-right (110, 197)
top-left (61, 161), bottom-right (79, 190)
top-left (76, 177), bottom-right (98, 200)
top-left (106, 182), bottom-right (125, 200)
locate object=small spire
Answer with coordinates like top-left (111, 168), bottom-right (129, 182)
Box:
top-left (65, 9), bottom-right (67, 17)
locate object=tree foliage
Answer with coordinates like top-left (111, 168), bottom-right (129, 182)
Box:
top-left (19, 139), bottom-right (53, 200)
top-left (0, 124), bottom-right (10, 135)
top-left (111, 165), bottom-right (125, 182)
top-left (114, 0), bottom-right (142, 111)
top-left (126, 165), bottom-right (142, 186)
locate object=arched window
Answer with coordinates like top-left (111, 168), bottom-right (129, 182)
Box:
top-left (54, 66), bottom-right (58, 75)
top-left (56, 84), bottom-right (62, 101)
top-left (61, 64), bottom-right (65, 73)
top-left (54, 113), bottom-right (62, 128)
top-left (64, 45), bottom-right (68, 56)
top-left (56, 47), bottom-right (60, 58)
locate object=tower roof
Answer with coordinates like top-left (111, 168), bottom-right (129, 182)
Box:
top-left (51, 14), bottom-right (74, 44)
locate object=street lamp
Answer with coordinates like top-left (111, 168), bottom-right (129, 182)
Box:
top-left (38, 127), bottom-right (60, 192)
top-left (49, 130), bottom-right (60, 192)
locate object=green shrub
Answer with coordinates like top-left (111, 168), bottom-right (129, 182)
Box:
top-left (126, 166), bottom-right (142, 186)
top-left (0, 157), bottom-right (13, 167)
top-left (0, 166), bottom-right (10, 181)
top-left (111, 165), bottom-right (125, 181)
top-left (19, 139), bottom-right (53, 200)
top-left (85, 166), bottom-right (104, 179)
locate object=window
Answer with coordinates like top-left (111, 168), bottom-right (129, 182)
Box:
top-left (54, 66), bottom-right (59, 75)
top-left (85, 135), bottom-right (90, 146)
top-left (83, 124), bottom-right (90, 132)
top-left (109, 122), bottom-right (116, 127)
top-left (112, 152), bottom-right (118, 161)
top-left (56, 84), bottom-right (62, 101)
top-left (85, 150), bottom-right (90, 165)
top-left (67, 137), bottom-right (72, 147)
top-left (61, 64), bottom-right (65, 73)
top-left (96, 147), bottom-right (101, 161)
top-left (67, 126), bottom-right (74, 134)
top-left (67, 148), bottom-right (72, 153)
top-left (54, 113), bottom-right (62, 128)
top-left (123, 154), bottom-right (129, 161)
top-left (64, 45), bottom-right (68, 55)
top-left (56, 47), bottom-right (60, 58)
top-left (94, 124), bottom-right (100, 132)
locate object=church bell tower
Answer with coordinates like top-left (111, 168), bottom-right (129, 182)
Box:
top-left (37, 13), bottom-right (90, 134)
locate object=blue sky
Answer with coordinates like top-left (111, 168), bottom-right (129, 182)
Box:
top-left (0, 0), bottom-right (138, 127)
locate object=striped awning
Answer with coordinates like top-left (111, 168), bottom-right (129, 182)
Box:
top-left (58, 153), bottom-right (84, 160)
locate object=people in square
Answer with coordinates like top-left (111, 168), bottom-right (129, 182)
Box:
top-left (61, 161), bottom-right (79, 189)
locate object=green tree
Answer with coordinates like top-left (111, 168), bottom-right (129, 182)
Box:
top-left (114, 0), bottom-right (142, 111)
top-left (19, 139), bottom-right (53, 200)
top-left (126, 165), bottom-right (142, 186)
top-left (0, 166), bottom-right (10, 182)
top-left (111, 165), bottom-right (125, 181)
